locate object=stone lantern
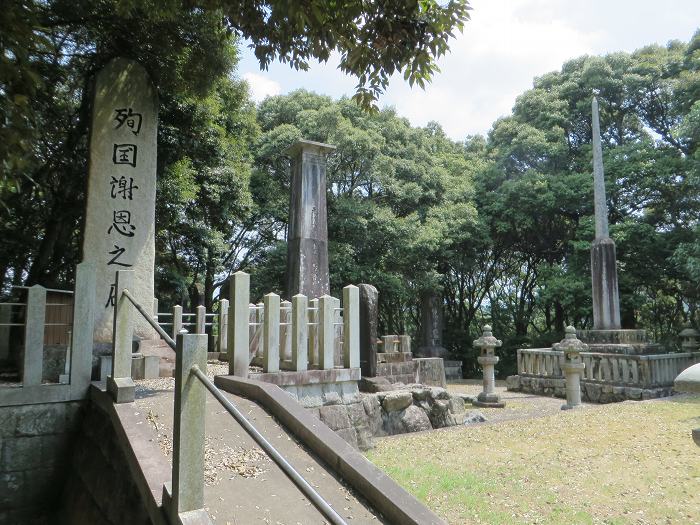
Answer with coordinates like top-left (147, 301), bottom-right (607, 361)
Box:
top-left (473, 325), bottom-right (505, 408)
top-left (555, 326), bottom-right (588, 410)
top-left (679, 328), bottom-right (699, 353)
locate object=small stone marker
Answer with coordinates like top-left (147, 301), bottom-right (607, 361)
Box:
top-left (285, 139), bottom-right (336, 299)
top-left (82, 57), bottom-right (158, 346)
top-left (555, 326), bottom-right (587, 410)
top-left (473, 325), bottom-right (505, 408)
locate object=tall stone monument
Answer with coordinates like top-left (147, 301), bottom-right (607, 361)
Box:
top-left (590, 97), bottom-right (621, 331)
top-left (358, 283), bottom-right (379, 377)
top-left (578, 98), bottom-right (659, 354)
top-left (285, 139), bottom-right (336, 299)
top-left (417, 290), bottom-right (449, 358)
top-left (82, 58), bottom-right (158, 347)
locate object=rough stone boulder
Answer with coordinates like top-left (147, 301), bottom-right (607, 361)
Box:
top-left (463, 411), bottom-right (487, 425)
top-left (401, 405), bottom-right (432, 433)
top-left (382, 391), bottom-right (413, 412)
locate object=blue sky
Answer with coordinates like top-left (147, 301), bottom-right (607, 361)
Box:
top-left (237, 0), bottom-right (700, 140)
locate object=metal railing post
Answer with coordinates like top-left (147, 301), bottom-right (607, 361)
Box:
top-left (343, 285), bottom-right (360, 369)
top-left (169, 332), bottom-right (208, 519)
top-left (69, 262), bottom-right (96, 397)
top-left (292, 294), bottom-right (308, 371)
top-left (23, 285), bottom-right (46, 386)
top-left (263, 293), bottom-right (280, 373)
top-left (108, 270), bottom-right (135, 403)
top-left (229, 271), bottom-right (250, 377)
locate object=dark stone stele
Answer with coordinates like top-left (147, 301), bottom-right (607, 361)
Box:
top-left (359, 283), bottom-right (379, 377)
top-left (590, 237), bottom-right (621, 330)
top-left (417, 289), bottom-right (450, 358)
top-left (284, 139), bottom-right (336, 300)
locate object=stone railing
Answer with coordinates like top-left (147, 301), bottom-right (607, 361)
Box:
top-left (156, 298), bottom-right (228, 354)
top-left (517, 348), bottom-right (700, 388)
top-left (0, 262), bottom-right (96, 406)
top-left (227, 272), bottom-right (359, 378)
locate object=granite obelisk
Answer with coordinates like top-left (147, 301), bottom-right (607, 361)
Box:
top-left (590, 97), bottom-right (621, 330)
top-left (285, 139), bottom-right (336, 299)
top-left (82, 58), bottom-right (158, 346)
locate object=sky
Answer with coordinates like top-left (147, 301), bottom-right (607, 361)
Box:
top-left (238, 0), bottom-right (700, 140)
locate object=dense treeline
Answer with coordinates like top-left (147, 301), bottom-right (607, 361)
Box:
top-left (2, 10), bottom-right (699, 376)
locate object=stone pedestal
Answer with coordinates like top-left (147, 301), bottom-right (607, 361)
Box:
top-left (556, 326), bottom-right (587, 410)
top-left (82, 58), bottom-right (158, 346)
top-left (577, 328), bottom-right (660, 355)
top-left (285, 139), bottom-right (336, 300)
top-left (417, 290), bottom-right (449, 358)
top-left (472, 325), bottom-right (505, 408)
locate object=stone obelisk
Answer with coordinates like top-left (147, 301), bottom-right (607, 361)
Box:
top-left (590, 97), bottom-right (621, 330)
top-left (82, 58), bottom-right (158, 347)
top-left (285, 139), bottom-right (336, 299)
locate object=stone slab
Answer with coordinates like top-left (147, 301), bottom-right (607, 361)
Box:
top-left (82, 57), bottom-right (158, 344)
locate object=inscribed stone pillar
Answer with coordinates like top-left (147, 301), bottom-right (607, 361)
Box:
top-left (82, 58), bottom-right (158, 345)
top-left (418, 289), bottom-right (449, 358)
top-left (590, 97), bottom-right (621, 330)
top-left (285, 139), bottom-right (336, 300)
top-left (358, 284), bottom-right (378, 377)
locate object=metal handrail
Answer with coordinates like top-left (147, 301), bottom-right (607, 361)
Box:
top-left (189, 365), bottom-right (347, 525)
top-left (122, 289), bottom-right (176, 350)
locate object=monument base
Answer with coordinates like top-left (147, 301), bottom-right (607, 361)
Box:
top-left (473, 391), bottom-right (505, 408)
top-left (577, 329), bottom-right (661, 354)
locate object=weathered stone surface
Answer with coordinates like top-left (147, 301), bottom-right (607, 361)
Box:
top-left (358, 283), bottom-right (379, 377)
top-left (414, 357), bottom-right (446, 387)
top-left (428, 399), bottom-right (456, 428)
top-left (506, 374), bottom-right (521, 391)
top-left (448, 396), bottom-right (465, 415)
top-left (334, 427), bottom-right (359, 449)
top-left (285, 139), bottom-right (335, 300)
top-left (382, 391), bottom-right (413, 412)
top-left (417, 289), bottom-right (449, 358)
top-left (463, 411), bottom-right (487, 425)
top-left (318, 404), bottom-right (352, 430)
top-left (429, 387), bottom-right (450, 400)
top-left (410, 387), bottom-right (432, 402)
top-left (83, 58), bottom-right (158, 344)
top-left (359, 376), bottom-right (394, 393)
top-left (590, 97), bottom-right (621, 331)
top-left (401, 406), bottom-right (432, 433)
top-left (583, 382), bottom-right (602, 403)
top-left (674, 362), bottom-right (700, 393)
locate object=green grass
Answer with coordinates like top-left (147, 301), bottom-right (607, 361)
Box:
top-left (366, 396), bottom-right (700, 524)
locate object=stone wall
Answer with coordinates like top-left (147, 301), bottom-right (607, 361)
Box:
top-left (303, 385), bottom-right (467, 450)
top-left (59, 399), bottom-right (154, 525)
top-left (0, 401), bottom-right (83, 524)
top-left (507, 375), bottom-right (674, 402)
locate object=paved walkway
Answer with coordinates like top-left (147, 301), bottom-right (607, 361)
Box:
top-left (134, 368), bottom-right (384, 525)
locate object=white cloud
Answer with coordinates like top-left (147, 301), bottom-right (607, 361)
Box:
top-left (238, 0), bottom-right (700, 139)
top-left (243, 72), bottom-right (281, 102)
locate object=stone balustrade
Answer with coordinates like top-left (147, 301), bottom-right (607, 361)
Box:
top-left (518, 348), bottom-right (700, 388)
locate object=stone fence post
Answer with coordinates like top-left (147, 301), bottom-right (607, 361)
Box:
top-left (172, 305), bottom-right (183, 340)
top-left (195, 305), bottom-right (206, 335)
top-left (218, 298), bottom-right (229, 356)
top-left (343, 285), bottom-right (360, 369)
top-left (22, 285), bottom-right (47, 387)
top-left (108, 270), bottom-right (135, 403)
top-left (555, 326), bottom-right (587, 410)
top-left (292, 294), bottom-right (309, 371)
top-left (229, 271), bottom-right (250, 377)
top-left (69, 262), bottom-right (96, 398)
top-left (263, 293), bottom-right (280, 373)
top-left (473, 325), bottom-right (505, 408)
top-left (319, 295), bottom-right (335, 369)
top-left (167, 332), bottom-right (209, 522)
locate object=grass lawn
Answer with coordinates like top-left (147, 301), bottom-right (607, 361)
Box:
top-left (366, 395), bottom-right (700, 525)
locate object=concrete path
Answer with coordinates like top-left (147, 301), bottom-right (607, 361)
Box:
top-left (134, 372), bottom-right (384, 525)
